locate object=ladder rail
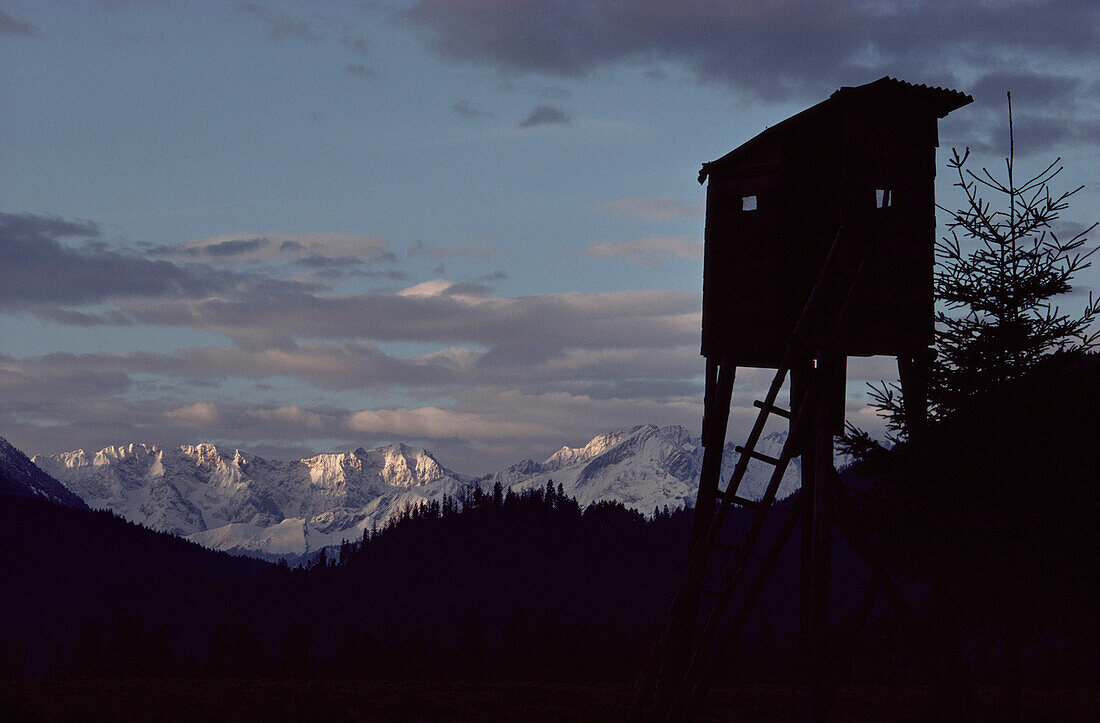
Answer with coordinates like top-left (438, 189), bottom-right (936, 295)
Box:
top-left (665, 257), bottom-right (868, 720)
top-left (629, 228), bottom-right (855, 718)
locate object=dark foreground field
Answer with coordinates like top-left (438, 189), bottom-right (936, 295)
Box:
top-left (2, 679), bottom-right (1096, 721)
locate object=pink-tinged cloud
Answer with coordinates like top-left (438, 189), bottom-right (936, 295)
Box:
top-left (593, 196), bottom-right (702, 221)
top-left (164, 402), bottom-right (221, 427)
top-left (584, 236), bottom-right (703, 267)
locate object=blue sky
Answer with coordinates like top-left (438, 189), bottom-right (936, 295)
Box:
top-left (2, 1), bottom-right (1099, 471)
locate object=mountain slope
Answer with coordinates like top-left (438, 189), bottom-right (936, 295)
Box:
top-left (0, 436), bottom-right (87, 509)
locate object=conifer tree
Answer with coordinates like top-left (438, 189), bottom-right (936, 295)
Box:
top-left (862, 93), bottom-right (1098, 444)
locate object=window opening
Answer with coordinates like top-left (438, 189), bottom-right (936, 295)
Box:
top-left (876, 188), bottom-right (893, 208)
top-left (741, 195), bottom-right (758, 212)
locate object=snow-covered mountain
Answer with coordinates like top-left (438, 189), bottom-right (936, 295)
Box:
top-left (33, 425), bottom-right (800, 561)
top-left (35, 442), bottom-right (471, 560)
top-left (477, 424), bottom-right (799, 515)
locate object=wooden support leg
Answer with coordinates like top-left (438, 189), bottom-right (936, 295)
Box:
top-left (810, 352), bottom-right (844, 722)
top-left (810, 382), bottom-right (834, 721)
top-left (656, 356), bottom-right (735, 712)
top-left (692, 355), bottom-right (735, 549)
top-left (790, 355), bottom-right (816, 707)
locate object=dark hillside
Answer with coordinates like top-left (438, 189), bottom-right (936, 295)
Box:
top-left (846, 351), bottom-right (1100, 685)
top-left (0, 495), bottom-right (268, 675)
top-left (0, 436), bottom-right (87, 509)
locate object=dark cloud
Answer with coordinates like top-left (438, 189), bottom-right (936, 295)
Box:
top-left (971, 70), bottom-right (1082, 107)
top-left (478, 270), bottom-right (508, 282)
top-left (518, 104), bottom-right (570, 129)
top-left (204, 237), bottom-right (270, 257)
top-left (1, 213), bottom-right (98, 241)
top-left (296, 254), bottom-right (363, 268)
top-left (0, 9), bottom-right (38, 37)
top-left (0, 212), bottom-right (245, 310)
top-left (951, 111), bottom-right (1100, 156)
top-left (408, 1), bottom-right (1100, 102)
top-left (32, 308), bottom-right (134, 327)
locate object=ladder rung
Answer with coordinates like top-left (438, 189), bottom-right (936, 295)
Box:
top-left (735, 445), bottom-right (780, 466)
top-left (753, 400), bottom-right (791, 419)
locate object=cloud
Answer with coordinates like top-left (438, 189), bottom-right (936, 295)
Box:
top-left (204, 237), bottom-right (271, 257)
top-left (394, 279), bottom-right (491, 298)
top-left (349, 406), bottom-right (548, 442)
top-left (0, 9), bottom-right (38, 37)
top-left (248, 404), bottom-right (327, 430)
top-left (407, 239), bottom-right (500, 258)
top-left (584, 236), bottom-right (702, 267)
top-left (593, 195), bottom-right (702, 221)
top-left (970, 70), bottom-right (1083, 108)
top-left (518, 104), bottom-right (570, 129)
top-left (127, 287), bottom-right (701, 350)
top-left (160, 231), bottom-right (394, 264)
top-left (164, 401), bottom-right (221, 427)
top-left (407, 1), bottom-right (1100, 102)
top-left (295, 254), bottom-right (363, 269)
top-left (0, 213), bottom-right (246, 310)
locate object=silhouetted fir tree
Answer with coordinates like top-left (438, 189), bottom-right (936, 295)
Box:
top-left (854, 95), bottom-right (1098, 445)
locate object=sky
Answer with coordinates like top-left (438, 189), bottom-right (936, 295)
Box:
top-left (2, 1), bottom-right (1099, 473)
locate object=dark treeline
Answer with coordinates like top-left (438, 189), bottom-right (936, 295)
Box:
top-left (3, 351), bottom-right (1097, 688)
top-left (1, 478), bottom-right (835, 683)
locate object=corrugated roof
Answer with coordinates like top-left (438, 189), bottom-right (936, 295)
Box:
top-left (699, 77), bottom-right (972, 183)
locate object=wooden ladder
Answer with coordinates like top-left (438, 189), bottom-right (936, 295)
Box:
top-left (630, 228), bottom-right (867, 720)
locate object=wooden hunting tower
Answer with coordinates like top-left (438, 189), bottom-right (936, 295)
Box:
top-left (632, 77), bottom-right (972, 722)
top-left (700, 76), bottom-right (972, 368)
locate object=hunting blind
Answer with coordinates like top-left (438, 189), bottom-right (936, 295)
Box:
top-left (632, 77), bottom-right (972, 721)
top-left (701, 76), bottom-right (972, 367)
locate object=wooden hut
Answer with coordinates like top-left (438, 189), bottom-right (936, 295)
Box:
top-left (699, 76), bottom-right (972, 368)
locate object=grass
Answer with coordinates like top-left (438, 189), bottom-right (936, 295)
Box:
top-left (1, 678), bottom-right (1096, 721)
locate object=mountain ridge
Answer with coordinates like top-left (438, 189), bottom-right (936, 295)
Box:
top-left (30, 424), bottom-right (800, 560)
